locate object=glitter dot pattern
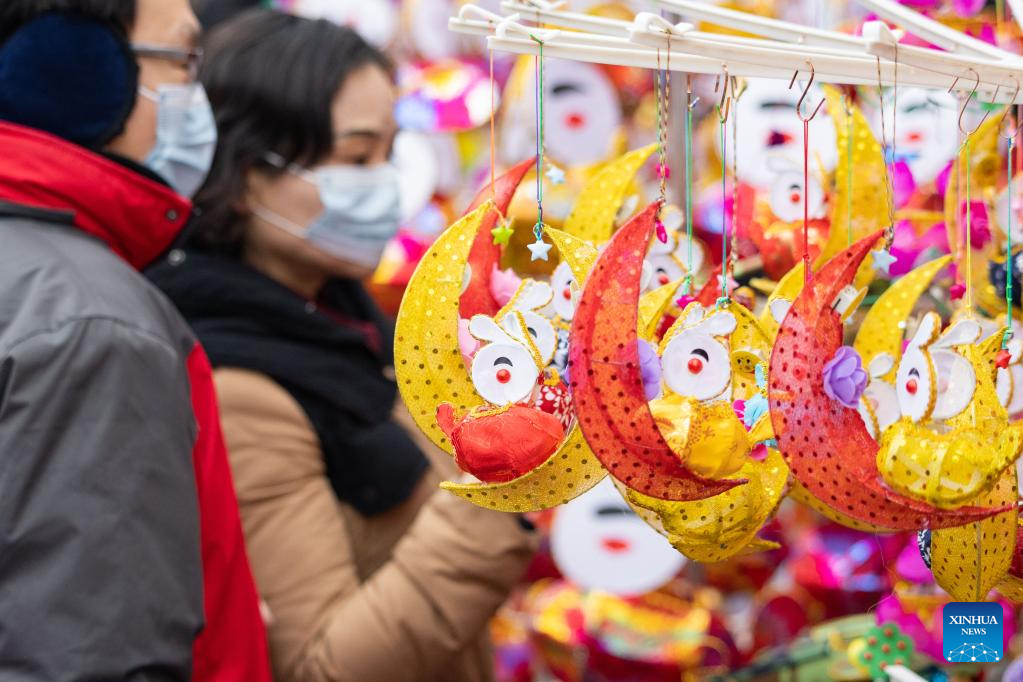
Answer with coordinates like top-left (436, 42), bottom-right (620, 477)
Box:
top-left (931, 469), bottom-right (1018, 601)
top-left (394, 203), bottom-right (488, 455)
top-left (562, 144), bottom-right (656, 244)
top-left (569, 202), bottom-right (744, 501)
top-left (768, 231), bottom-right (1005, 530)
top-left (814, 86), bottom-right (890, 269)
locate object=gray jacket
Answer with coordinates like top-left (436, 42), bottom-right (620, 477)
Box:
top-left (0, 203), bottom-right (204, 680)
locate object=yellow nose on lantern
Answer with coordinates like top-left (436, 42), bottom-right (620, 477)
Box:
top-left (649, 395), bottom-right (749, 479)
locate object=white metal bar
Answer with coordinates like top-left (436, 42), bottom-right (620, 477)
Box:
top-left (450, 6), bottom-right (1023, 102)
top-left (856, 0), bottom-right (1017, 61)
top-left (498, 2), bottom-right (1023, 93)
top-left (651, 0), bottom-right (865, 50)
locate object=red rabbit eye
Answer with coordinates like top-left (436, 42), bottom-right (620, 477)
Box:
top-left (496, 369), bottom-right (512, 384)
top-left (562, 287), bottom-right (573, 300)
top-left (687, 358), bottom-right (703, 374)
top-left (905, 378), bottom-right (918, 395)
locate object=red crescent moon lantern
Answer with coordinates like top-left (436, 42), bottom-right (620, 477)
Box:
top-left (769, 232), bottom-right (1007, 530)
top-left (569, 202), bottom-right (744, 501)
top-left (459, 158), bottom-right (535, 319)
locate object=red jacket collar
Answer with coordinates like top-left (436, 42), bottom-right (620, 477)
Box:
top-left (0, 122), bottom-right (191, 270)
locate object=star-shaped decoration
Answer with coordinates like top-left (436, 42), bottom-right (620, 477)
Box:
top-left (545, 164), bottom-right (566, 185)
top-left (491, 221), bottom-right (513, 246)
top-left (950, 281), bottom-right (966, 300)
top-left (871, 248), bottom-right (898, 275)
top-left (528, 238), bottom-right (553, 262)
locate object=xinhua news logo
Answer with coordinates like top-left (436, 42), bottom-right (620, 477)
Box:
top-left (942, 602), bottom-right (1003, 663)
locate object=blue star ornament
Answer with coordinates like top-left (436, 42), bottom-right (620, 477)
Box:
top-left (871, 249), bottom-right (898, 275)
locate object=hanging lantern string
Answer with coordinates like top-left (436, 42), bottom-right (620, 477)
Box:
top-left (790, 61), bottom-right (825, 286)
top-left (489, 42), bottom-right (496, 203)
top-left (683, 74), bottom-right (696, 295)
top-left (729, 77), bottom-right (744, 291)
top-left (875, 53), bottom-right (897, 251)
top-left (952, 72), bottom-right (1002, 313)
top-left (530, 33), bottom-right (545, 240)
top-left (716, 68), bottom-right (732, 305)
top-left (654, 34), bottom-right (672, 244)
top-left (844, 95), bottom-right (853, 247)
top-left (998, 87), bottom-right (1021, 347)
top-left (1008, 132), bottom-right (1015, 345)
top-left (966, 136), bottom-right (974, 311)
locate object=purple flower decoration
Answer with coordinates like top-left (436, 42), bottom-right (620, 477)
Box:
top-left (637, 338), bottom-right (662, 401)
top-left (822, 346), bottom-right (868, 408)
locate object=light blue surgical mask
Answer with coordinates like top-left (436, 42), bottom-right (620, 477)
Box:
top-left (252, 155), bottom-right (401, 268)
top-left (139, 82), bottom-right (217, 198)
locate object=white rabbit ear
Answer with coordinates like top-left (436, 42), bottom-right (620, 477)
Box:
top-left (700, 311), bottom-right (737, 337)
top-left (1010, 338), bottom-right (1023, 363)
top-left (679, 302), bottom-right (706, 328)
top-left (468, 315), bottom-right (516, 345)
top-left (933, 318), bottom-right (982, 349)
top-left (640, 260), bottom-right (653, 291)
top-left (908, 312), bottom-right (942, 349)
top-left (769, 299), bottom-right (792, 324)
top-left (511, 279), bottom-right (554, 312)
top-left (868, 352), bottom-right (895, 379)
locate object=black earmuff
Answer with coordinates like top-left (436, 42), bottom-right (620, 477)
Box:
top-left (0, 11), bottom-right (139, 148)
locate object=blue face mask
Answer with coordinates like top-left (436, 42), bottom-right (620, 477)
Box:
top-left (252, 157), bottom-right (401, 269)
top-left (139, 82), bottom-right (217, 198)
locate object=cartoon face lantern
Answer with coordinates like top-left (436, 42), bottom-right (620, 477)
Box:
top-left (650, 304), bottom-right (751, 479)
top-left (471, 280), bottom-right (557, 405)
top-left (875, 87), bottom-right (959, 186)
top-left (894, 314), bottom-right (980, 424)
top-left (643, 207), bottom-right (706, 294)
top-left (551, 478), bottom-right (686, 597)
top-left (438, 279), bottom-right (566, 484)
top-left (500, 57), bottom-right (623, 168)
top-left (730, 80), bottom-right (836, 193)
top-left (877, 313), bottom-right (1023, 507)
top-left (661, 307), bottom-right (737, 401)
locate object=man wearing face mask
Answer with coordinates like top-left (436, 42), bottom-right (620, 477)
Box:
top-left (0, 1), bottom-right (271, 681)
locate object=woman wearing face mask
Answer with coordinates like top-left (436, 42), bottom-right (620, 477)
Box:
top-left (148, 9), bottom-right (537, 682)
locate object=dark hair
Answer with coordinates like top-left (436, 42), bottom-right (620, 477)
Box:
top-left (190, 9), bottom-right (391, 255)
top-left (0, 0), bottom-right (135, 41)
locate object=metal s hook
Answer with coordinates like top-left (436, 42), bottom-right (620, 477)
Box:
top-left (788, 61), bottom-right (825, 122)
top-left (949, 68), bottom-right (1000, 137)
top-left (714, 64), bottom-right (731, 123)
top-left (999, 76), bottom-right (1023, 139)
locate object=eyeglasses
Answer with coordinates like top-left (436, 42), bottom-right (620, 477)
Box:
top-left (132, 43), bottom-right (204, 81)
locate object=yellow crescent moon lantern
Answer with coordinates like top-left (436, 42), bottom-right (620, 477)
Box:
top-left (395, 203), bottom-right (488, 453)
top-left (930, 468), bottom-right (1018, 601)
top-left (439, 227), bottom-right (609, 511)
top-left (562, 144), bottom-right (657, 244)
top-left (854, 256), bottom-right (952, 384)
top-left (816, 85), bottom-right (889, 269)
top-left (878, 341), bottom-right (1023, 508)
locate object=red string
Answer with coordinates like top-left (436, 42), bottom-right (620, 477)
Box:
top-left (803, 118), bottom-right (810, 284)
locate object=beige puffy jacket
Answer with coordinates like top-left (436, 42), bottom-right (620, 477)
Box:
top-left (214, 367), bottom-right (538, 682)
